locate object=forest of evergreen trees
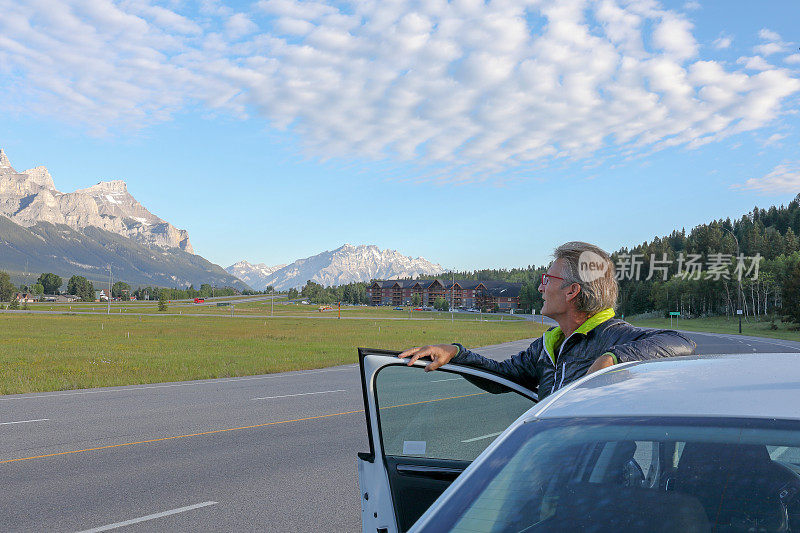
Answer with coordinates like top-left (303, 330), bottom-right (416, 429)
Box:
top-left (455, 194), bottom-right (800, 324)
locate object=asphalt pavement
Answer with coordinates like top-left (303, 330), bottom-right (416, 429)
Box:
top-left (2, 331), bottom-right (799, 532)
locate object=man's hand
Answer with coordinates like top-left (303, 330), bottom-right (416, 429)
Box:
top-left (585, 353), bottom-right (615, 375)
top-left (398, 344), bottom-right (459, 372)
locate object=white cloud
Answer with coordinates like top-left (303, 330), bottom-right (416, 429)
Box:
top-left (754, 28), bottom-right (789, 56)
top-left (1, 0), bottom-right (799, 181)
top-left (786, 54), bottom-right (800, 65)
top-left (763, 133), bottom-right (787, 146)
top-left (755, 42), bottom-right (786, 56)
top-left (652, 14), bottom-right (697, 60)
top-left (225, 13), bottom-right (257, 39)
top-left (713, 34), bottom-right (732, 50)
top-left (759, 28), bottom-right (782, 42)
top-left (120, 0), bottom-right (202, 35)
top-left (737, 55), bottom-right (773, 71)
top-left (683, 1), bottom-right (700, 10)
top-left (736, 162), bottom-right (800, 194)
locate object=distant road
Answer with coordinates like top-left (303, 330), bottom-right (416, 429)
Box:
top-left (2, 333), bottom-right (799, 531)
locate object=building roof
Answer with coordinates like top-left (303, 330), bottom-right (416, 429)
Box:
top-left (371, 279), bottom-right (429, 289)
top-left (371, 279), bottom-right (522, 293)
top-left (483, 282), bottom-right (522, 297)
top-left (453, 280), bottom-right (483, 290)
top-left (534, 353), bottom-right (800, 421)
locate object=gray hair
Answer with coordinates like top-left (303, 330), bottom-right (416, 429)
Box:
top-left (553, 241), bottom-right (618, 315)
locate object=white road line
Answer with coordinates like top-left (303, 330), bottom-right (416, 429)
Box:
top-left (429, 378), bottom-right (460, 383)
top-left (0, 366), bottom-right (356, 402)
top-left (461, 431), bottom-right (502, 443)
top-left (252, 389), bottom-right (347, 400)
top-left (0, 418), bottom-right (49, 425)
top-left (756, 339), bottom-right (800, 350)
top-left (76, 501), bottom-right (217, 533)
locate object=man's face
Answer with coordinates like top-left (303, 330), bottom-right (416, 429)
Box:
top-left (538, 258), bottom-right (575, 319)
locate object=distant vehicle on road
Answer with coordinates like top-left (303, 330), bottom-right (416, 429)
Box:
top-left (393, 306), bottom-right (404, 311)
top-left (413, 308), bottom-right (423, 311)
top-left (193, 298), bottom-right (205, 303)
top-left (357, 350), bottom-right (800, 533)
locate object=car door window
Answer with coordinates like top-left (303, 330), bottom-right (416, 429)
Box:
top-left (374, 364), bottom-right (536, 462)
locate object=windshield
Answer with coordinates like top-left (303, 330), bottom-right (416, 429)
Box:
top-left (417, 417), bottom-right (800, 533)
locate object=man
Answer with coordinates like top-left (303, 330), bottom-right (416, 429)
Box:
top-left (399, 241), bottom-right (695, 400)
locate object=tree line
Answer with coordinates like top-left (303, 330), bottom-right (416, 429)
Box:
top-left (0, 271), bottom-right (244, 304)
top-left (611, 194), bottom-right (800, 325)
top-left (298, 281), bottom-right (371, 305)
top-left (131, 284), bottom-right (239, 301)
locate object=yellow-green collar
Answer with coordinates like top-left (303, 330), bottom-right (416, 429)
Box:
top-left (543, 308), bottom-right (616, 364)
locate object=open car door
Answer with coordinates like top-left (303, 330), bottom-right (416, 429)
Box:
top-left (358, 348), bottom-right (538, 533)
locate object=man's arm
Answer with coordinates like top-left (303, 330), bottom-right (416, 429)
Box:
top-left (399, 340), bottom-right (542, 388)
top-left (604, 328), bottom-right (696, 364)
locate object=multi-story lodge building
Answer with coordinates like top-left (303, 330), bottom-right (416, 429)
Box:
top-left (367, 279), bottom-right (523, 311)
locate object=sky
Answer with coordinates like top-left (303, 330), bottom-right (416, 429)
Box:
top-left (1, 0), bottom-right (799, 272)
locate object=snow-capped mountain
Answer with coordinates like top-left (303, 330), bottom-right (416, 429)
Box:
top-left (227, 244), bottom-right (445, 290)
top-left (226, 260), bottom-right (287, 289)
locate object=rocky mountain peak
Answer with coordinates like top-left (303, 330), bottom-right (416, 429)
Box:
top-left (23, 166), bottom-right (56, 190)
top-left (0, 148), bottom-right (193, 253)
top-left (82, 180), bottom-right (128, 194)
top-left (228, 244), bottom-right (445, 290)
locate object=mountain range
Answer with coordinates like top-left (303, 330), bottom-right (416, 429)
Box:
top-left (227, 244), bottom-right (445, 290)
top-left (0, 149), bottom-right (191, 251)
top-left (0, 148), bottom-right (246, 289)
top-left (0, 148), bottom-right (444, 292)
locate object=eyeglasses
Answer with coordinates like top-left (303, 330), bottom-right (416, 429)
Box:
top-left (540, 273), bottom-right (566, 286)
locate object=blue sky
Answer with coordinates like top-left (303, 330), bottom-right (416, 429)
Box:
top-left (1, 0), bottom-right (799, 271)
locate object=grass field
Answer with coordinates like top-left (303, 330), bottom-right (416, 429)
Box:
top-left (629, 315), bottom-right (800, 342)
top-left (20, 299), bottom-right (527, 321)
top-left (0, 312), bottom-right (545, 395)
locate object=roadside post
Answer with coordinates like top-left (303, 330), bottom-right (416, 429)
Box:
top-left (669, 311), bottom-right (680, 328)
top-left (737, 309), bottom-right (743, 333)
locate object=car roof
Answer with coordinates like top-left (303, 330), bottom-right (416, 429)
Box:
top-left (532, 353), bottom-right (800, 421)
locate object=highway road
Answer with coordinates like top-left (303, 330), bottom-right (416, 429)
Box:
top-left (2, 332), bottom-right (800, 532)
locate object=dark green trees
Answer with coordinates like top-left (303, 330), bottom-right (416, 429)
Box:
top-left (67, 276), bottom-right (95, 302)
top-left (781, 263), bottom-right (800, 326)
top-left (37, 273), bottom-right (62, 294)
top-left (0, 271), bottom-right (15, 301)
top-left (112, 281), bottom-right (131, 299)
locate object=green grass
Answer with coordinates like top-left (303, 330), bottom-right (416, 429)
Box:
top-left (628, 315), bottom-right (800, 342)
top-left (21, 300), bottom-right (526, 321)
top-left (0, 313), bottom-right (545, 395)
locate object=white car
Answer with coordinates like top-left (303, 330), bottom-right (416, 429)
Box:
top-left (357, 350), bottom-right (800, 532)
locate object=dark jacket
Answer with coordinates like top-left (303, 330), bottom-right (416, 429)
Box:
top-left (454, 312), bottom-right (696, 400)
